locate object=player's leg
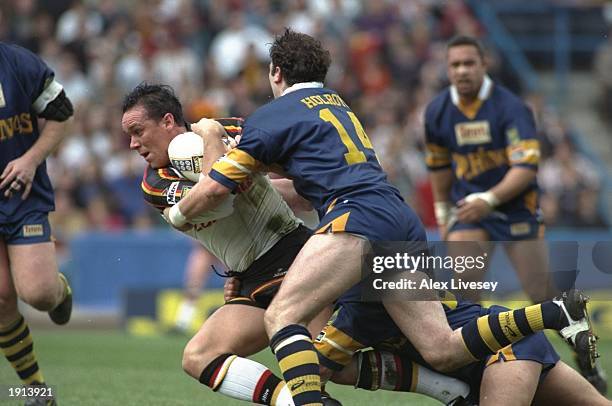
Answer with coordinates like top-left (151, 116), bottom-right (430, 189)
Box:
top-left (185, 301), bottom-right (332, 406)
top-left (264, 233), bottom-right (365, 405)
top-left (505, 238), bottom-right (607, 394)
top-left (321, 351), bottom-right (471, 405)
top-left (0, 240), bottom-right (48, 386)
top-left (504, 238), bottom-right (557, 303)
top-left (446, 228), bottom-right (492, 302)
top-left (532, 361), bottom-right (611, 406)
top-left (479, 360), bottom-right (541, 406)
top-left (184, 303), bottom-right (296, 405)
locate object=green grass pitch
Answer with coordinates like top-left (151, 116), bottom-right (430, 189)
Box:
top-left (0, 330), bottom-right (610, 405)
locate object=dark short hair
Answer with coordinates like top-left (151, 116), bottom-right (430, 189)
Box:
top-left (269, 28), bottom-right (331, 86)
top-left (121, 82), bottom-right (186, 125)
top-left (447, 35), bottom-right (485, 59)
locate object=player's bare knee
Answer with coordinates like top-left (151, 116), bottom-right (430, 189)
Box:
top-left (182, 338), bottom-right (215, 378)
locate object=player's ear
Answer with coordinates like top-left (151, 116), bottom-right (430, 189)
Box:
top-left (161, 112), bottom-right (175, 129)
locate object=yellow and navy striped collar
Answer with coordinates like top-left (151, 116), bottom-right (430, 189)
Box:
top-left (281, 82), bottom-right (324, 97)
top-left (450, 74), bottom-right (493, 106)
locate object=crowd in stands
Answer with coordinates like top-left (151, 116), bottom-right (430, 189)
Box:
top-left (0, 0), bottom-right (608, 246)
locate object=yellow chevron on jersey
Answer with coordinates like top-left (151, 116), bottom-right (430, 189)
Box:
top-left (211, 148), bottom-right (263, 186)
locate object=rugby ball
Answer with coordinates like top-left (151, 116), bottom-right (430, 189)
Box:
top-left (168, 132), bottom-right (203, 182)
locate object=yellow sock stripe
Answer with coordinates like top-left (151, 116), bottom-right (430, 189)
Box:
top-left (286, 375), bottom-right (321, 396)
top-left (212, 355), bottom-right (237, 390)
top-left (525, 304), bottom-right (545, 332)
top-left (477, 315), bottom-right (502, 353)
top-left (24, 371), bottom-right (44, 385)
top-left (498, 310), bottom-right (524, 342)
top-left (4, 337), bottom-right (32, 359)
top-left (271, 381), bottom-right (285, 406)
top-left (278, 350), bottom-right (319, 373)
top-left (0, 322), bottom-right (27, 344)
top-left (409, 362), bottom-right (418, 392)
top-left (14, 355), bottom-right (37, 373)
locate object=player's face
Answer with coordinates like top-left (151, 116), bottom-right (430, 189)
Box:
top-left (447, 45), bottom-right (486, 99)
top-left (122, 106), bottom-right (173, 168)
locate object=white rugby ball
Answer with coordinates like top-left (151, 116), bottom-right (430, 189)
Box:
top-left (168, 132), bottom-right (203, 182)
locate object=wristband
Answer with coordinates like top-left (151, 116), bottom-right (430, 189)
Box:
top-left (168, 204), bottom-right (188, 227)
top-left (434, 201), bottom-right (452, 226)
top-left (464, 191), bottom-right (500, 208)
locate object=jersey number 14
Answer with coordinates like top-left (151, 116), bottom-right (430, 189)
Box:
top-left (319, 108), bottom-right (379, 165)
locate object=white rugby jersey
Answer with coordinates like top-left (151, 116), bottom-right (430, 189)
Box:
top-left (142, 166), bottom-right (302, 272)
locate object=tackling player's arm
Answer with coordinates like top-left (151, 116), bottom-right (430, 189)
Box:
top-left (191, 118), bottom-right (230, 176)
top-left (165, 118), bottom-right (267, 227)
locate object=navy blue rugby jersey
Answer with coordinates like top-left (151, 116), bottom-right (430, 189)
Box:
top-left (424, 77), bottom-right (540, 216)
top-left (0, 43), bottom-right (63, 221)
top-left (209, 85), bottom-right (404, 214)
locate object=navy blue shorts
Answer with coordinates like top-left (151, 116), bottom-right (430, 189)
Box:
top-left (450, 212), bottom-right (542, 241)
top-left (0, 211), bottom-right (52, 244)
top-left (315, 191), bottom-right (426, 242)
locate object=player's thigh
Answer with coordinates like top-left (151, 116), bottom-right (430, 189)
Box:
top-left (9, 242), bottom-right (59, 304)
top-left (183, 304), bottom-right (268, 372)
top-left (480, 360), bottom-right (541, 406)
top-left (265, 233), bottom-right (365, 331)
top-left (533, 361), bottom-right (611, 406)
top-left (0, 240), bottom-right (19, 322)
top-left (447, 227), bottom-right (489, 242)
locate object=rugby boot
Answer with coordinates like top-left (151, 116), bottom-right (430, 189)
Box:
top-left (553, 290), bottom-right (599, 370)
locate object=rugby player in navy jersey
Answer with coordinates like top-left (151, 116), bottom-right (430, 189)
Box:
top-left (123, 83), bottom-right (471, 406)
top-left (424, 35), bottom-right (606, 394)
top-left (164, 29), bottom-right (598, 406)
top-left (0, 43), bottom-right (74, 406)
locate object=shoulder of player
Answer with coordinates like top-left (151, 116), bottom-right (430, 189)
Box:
top-left (490, 83), bottom-right (532, 115)
top-left (0, 42), bottom-right (43, 68)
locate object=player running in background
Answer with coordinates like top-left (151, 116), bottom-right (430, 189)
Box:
top-left (0, 42), bottom-right (74, 406)
top-left (123, 82), bottom-right (473, 406)
top-left (165, 29), bottom-right (598, 406)
top-left (171, 245), bottom-right (217, 335)
top-left (424, 35), bottom-right (606, 393)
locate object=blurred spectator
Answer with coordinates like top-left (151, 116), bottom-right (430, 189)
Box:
top-left (0, 0), bottom-right (606, 234)
top-left (539, 138), bottom-right (602, 227)
top-left (593, 27), bottom-right (612, 123)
